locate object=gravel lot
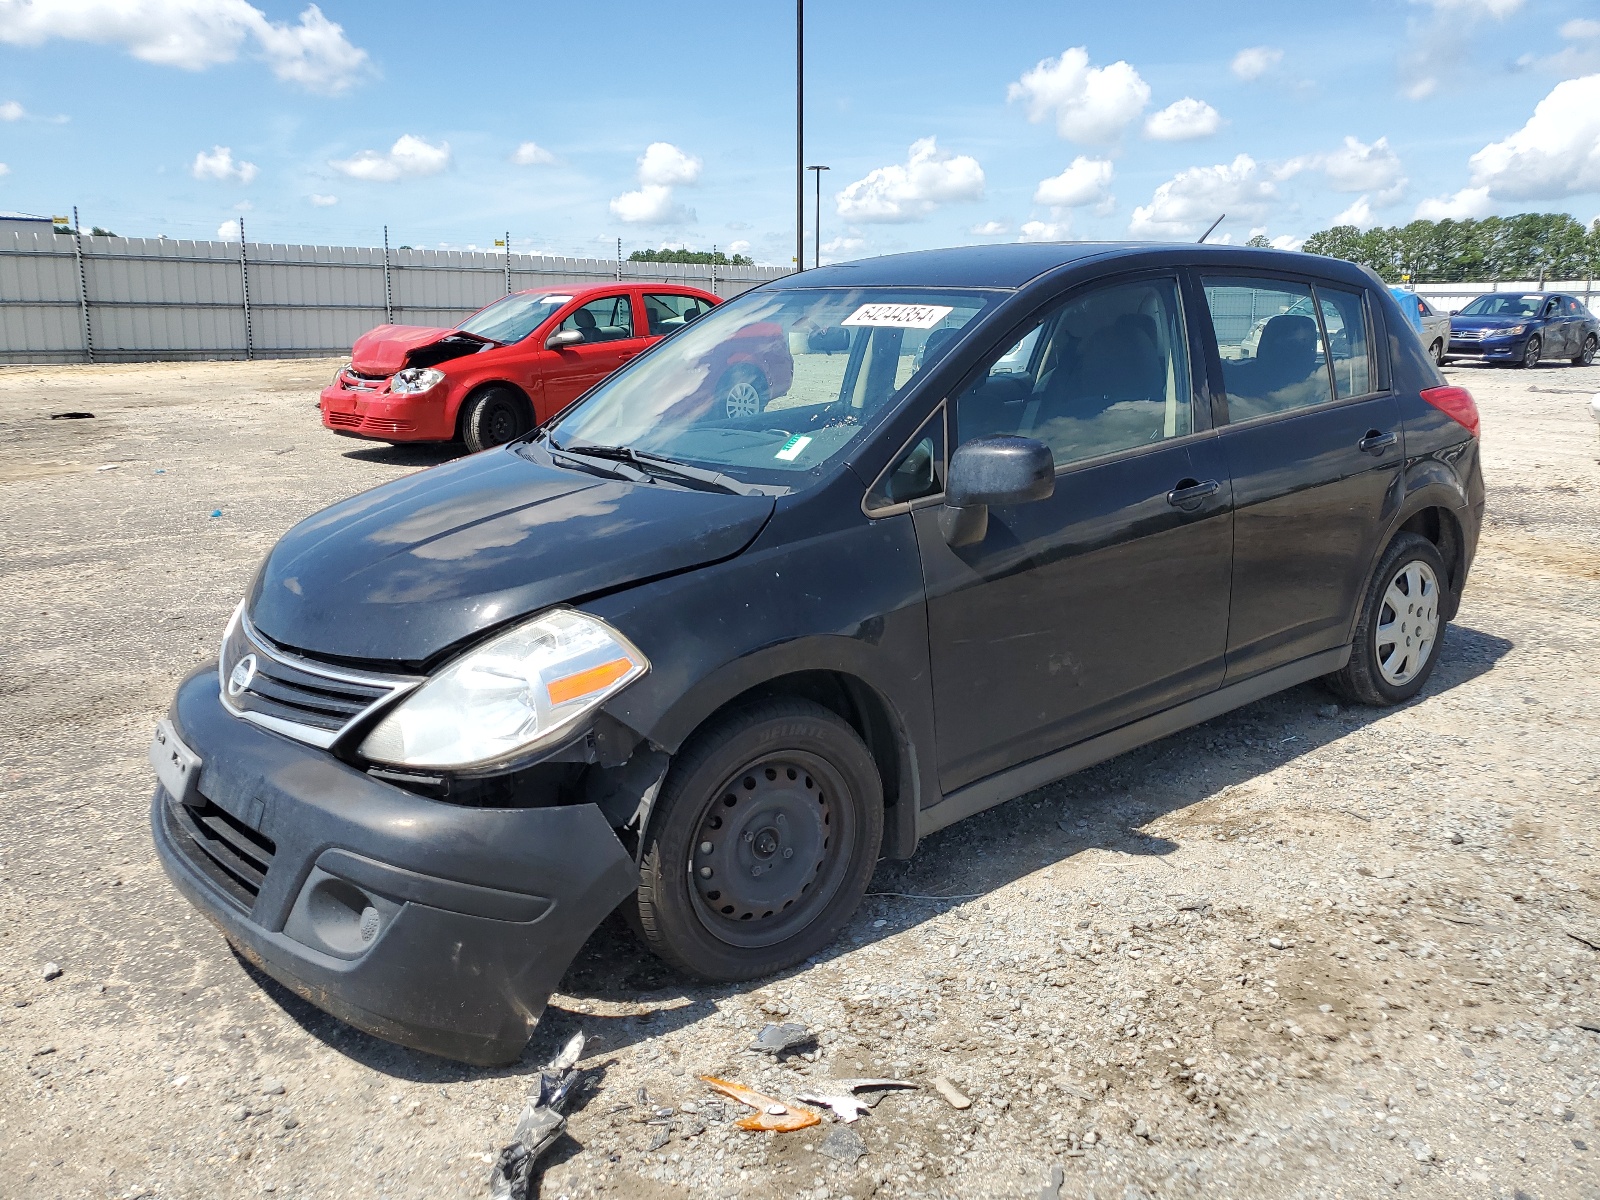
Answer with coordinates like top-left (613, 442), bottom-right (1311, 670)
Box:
top-left (1, 356), bottom-right (1598, 1200)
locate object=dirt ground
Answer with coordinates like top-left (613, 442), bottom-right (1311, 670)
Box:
top-left (1, 355), bottom-right (1598, 1200)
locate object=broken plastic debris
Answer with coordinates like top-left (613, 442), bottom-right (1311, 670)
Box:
top-left (818, 1124), bottom-right (868, 1163)
top-left (209, 509), bottom-right (223, 518)
top-left (699, 1076), bottom-right (821, 1132)
top-left (97, 463), bottom-right (119, 471)
top-left (49, 412), bottom-right (94, 420)
top-left (793, 1078), bottom-right (916, 1123)
top-left (932, 1076), bottom-right (971, 1109)
top-left (487, 1032), bottom-right (586, 1200)
top-left (749, 1021), bottom-right (813, 1055)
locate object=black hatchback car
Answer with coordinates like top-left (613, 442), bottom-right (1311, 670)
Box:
top-left (150, 243), bottom-right (1484, 1064)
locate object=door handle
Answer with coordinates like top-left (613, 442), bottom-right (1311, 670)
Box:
top-left (1166, 478), bottom-right (1220, 510)
top-left (617, 351), bottom-right (636, 361)
top-left (1358, 430), bottom-right (1398, 455)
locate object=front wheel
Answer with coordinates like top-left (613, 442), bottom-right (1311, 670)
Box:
top-left (632, 698), bottom-right (883, 982)
top-left (1518, 336), bottom-right (1541, 369)
top-left (1326, 532), bottom-right (1449, 707)
top-left (461, 386), bottom-right (530, 453)
top-left (718, 366), bottom-right (769, 420)
top-left (1573, 334), bottom-right (1597, 366)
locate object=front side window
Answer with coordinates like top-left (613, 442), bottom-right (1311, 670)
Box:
top-left (643, 292), bottom-right (712, 336)
top-left (955, 276), bottom-right (1193, 467)
top-left (1316, 285), bottom-right (1372, 399)
top-left (457, 292), bottom-right (572, 342)
top-left (547, 287), bottom-right (994, 484)
top-left (865, 405), bottom-right (946, 512)
top-left (558, 294), bottom-right (635, 344)
top-left (1204, 277), bottom-right (1333, 420)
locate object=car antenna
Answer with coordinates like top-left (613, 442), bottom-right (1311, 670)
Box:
top-left (1197, 214), bottom-right (1226, 244)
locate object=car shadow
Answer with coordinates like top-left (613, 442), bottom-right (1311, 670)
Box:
top-left (247, 624), bottom-right (1512, 1081)
top-left (339, 442), bottom-right (466, 468)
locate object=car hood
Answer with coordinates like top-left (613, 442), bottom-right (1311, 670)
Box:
top-left (349, 324), bottom-right (458, 375)
top-left (1450, 315), bottom-right (1529, 331)
top-left (247, 449), bottom-right (776, 664)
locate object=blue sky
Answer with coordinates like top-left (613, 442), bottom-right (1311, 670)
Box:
top-left (0, 0), bottom-right (1597, 264)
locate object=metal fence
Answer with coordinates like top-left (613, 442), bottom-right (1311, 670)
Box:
top-left (0, 231), bottom-right (790, 364)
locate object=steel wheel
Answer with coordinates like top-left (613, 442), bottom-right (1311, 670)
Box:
top-left (1375, 560), bottom-right (1440, 687)
top-left (688, 751), bottom-right (853, 949)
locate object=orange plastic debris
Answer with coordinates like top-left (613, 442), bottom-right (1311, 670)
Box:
top-left (699, 1075), bottom-right (822, 1132)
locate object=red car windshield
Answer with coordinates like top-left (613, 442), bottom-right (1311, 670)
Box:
top-left (548, 287), bottom-right (994, 485)
top-left (458, 292), bottom-right (574, 343)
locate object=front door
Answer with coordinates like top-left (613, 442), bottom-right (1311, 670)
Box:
top-left (542, 292), bottom-right (646, 413)
top-left (1200, 275), bottom-right (1402, 681)
top-left (914, 273), bottom-right (1234, 794)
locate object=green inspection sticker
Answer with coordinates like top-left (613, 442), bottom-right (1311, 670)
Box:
top-left (775, 434), bottom-right (812, 461)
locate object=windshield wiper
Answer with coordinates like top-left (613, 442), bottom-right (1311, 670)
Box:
top-left (557, 443), bottom-right (761, 496)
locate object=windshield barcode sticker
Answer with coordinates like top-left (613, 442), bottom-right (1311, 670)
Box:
top-left (842, 303), bottom-right (954, 329)
top-left (775, 434), bottom-right (813, 461)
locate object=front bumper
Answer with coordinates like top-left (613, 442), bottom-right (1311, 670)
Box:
top-left (1445, 335), bottom-right (1524, 362)
top-left (319, 383), bottom-right (458, 442)
top-left (150, 667), bottom-right (636, 1065)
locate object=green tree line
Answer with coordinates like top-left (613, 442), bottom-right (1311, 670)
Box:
top-left (628, 248), bottom-right (754, 267)
top-left (1301, 213), bottom-right (1600, 283)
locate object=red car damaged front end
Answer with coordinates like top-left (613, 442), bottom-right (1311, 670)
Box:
top-left (319, 325), bottom-right (492, 442)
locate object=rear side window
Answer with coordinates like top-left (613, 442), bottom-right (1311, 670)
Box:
top-left (955, 276), bottom-right (1193, 468)
top-left (1203, 278), bottom-right (1332, 420)
top-left (1316, 285), bottom-right (1372, 399)
top-left (642, 292), bottom-right (711, 336)
top-left (558, 294), bottom-right (635, 343)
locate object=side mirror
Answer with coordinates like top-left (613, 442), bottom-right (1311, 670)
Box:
top-left (546, 329), bottom-right (583, 349)
top-left (940, 436), bottom-right (1054, 547)
top-left (1449, 309), bottom-right (1458, 316)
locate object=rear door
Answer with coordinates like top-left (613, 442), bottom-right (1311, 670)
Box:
top-left (1201, 274), bottom-right (1401, 682)
top-left (912, 271), bottom-right (1234, 792)
top-left (542, 291), bottom-right (646, 412)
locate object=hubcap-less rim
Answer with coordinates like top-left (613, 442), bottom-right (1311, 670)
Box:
top-left (1375, 560), bottom-right (1440, 687)
top-left (487, 403), bottom-right (517, 444)
top-left (723, 379), bottom-right (763, 419)
top-left (688, 752), bottom-right (853, 949)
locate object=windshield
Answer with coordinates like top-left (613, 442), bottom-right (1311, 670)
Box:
top-left (546, 287), bottom-right (994, 485)
top-left (1458, 294), bottom-right (1544, 318)
top-left (458, 292), bottom-right (573, 342)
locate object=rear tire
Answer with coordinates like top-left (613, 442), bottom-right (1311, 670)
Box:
top-left (461, 386), bottom-right (529, 453)
top-left (1326, 532), bottom-right (1449, 707)
top-left (632, 698), bottom-right (882, 982)
top-left (1429, 338), bottom-right (1445, 366)
top-left (1517, 336), bottom-right (1541, 369)
top-left (1574, 334), bottom-right (1597, 367)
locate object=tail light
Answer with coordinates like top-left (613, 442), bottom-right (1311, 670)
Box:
top-left (1420, 384), bottom-right (1479, 439)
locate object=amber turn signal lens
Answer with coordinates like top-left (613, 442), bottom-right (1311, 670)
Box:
top-left (546, 657), bottom-right (634, 706)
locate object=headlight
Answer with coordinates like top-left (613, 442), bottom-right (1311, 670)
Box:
top-left (1503, 324), bottom-right (1526, 336)
top-left (333, 361), bottom-right (351, 386)
top-left (391, 367), bottom-right (446, 394)
top-left (358, 609), bottom-right (647, 769)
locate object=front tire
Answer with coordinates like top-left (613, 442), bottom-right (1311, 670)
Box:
top-left (718, 366), bottom-right (768, 420)
top-left (632, 698), bottom-right (883, 982)
top-left (461, 386), bottom-right (529, 453)
top-left (1326, 532), bottom-right (1449, 707)
top-left (1518, 336), bottom-right (1541, 369)
top-left (1573, 334), bottom-right (1597, 367)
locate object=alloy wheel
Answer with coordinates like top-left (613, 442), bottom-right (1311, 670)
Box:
top-left (1522, 337), bottom-right (1540, 368)
top-left (1375, 560), bottom-right (1440, 687)
top-left (1582, 336), bottom-right (1597, 367)
top-left (723, 379), bottom-right (764, 420)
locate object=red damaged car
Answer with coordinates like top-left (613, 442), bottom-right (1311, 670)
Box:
top-left (320, 283), bottom-right (788, 452)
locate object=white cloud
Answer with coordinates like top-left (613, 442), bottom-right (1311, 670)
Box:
top-left (1018, 219), bottom-right (1070, 242)
top-left (1231, 46), bottom-right (1282, 81)
top-left (1464, 74), bottom-right (1600, 199)
top-left (970, 219), bottom-right (1010, 235)
top-left (1561, 18), bottom-right (1600, 39)
top-left (1129, 154), bottom-right (1277, 237)
top-left (0, 163), bottom-right (10, 176)
top-left (0, 99), bottom-right (22, 120)
top-left (1008, 47), bottom-right (1150, 143)
top-left (308, 192), bottom-right (336, 206)
top-left (1403, 0), bottom-right (1525, 99)
top-left (216, 218), bottom-right (240, 240)
top-left (330, 134), bottom-right (450, 182)
top-left (835, 137), bottom-right (984, 223)
top-left (637, 142), bottom-right (701, 186)
top-left (1332, 195), bottom-right (1376, 227)
top-left (1417, 0), bottom-right (1523, 14)
top-left (727, 239), bottom-right (750, 254)
top-left (1033, 156), bottom-right (1113, 208)
top-left (0, 1), bottom-right (370, 94)
top-left (821, 234), bottom-right (866, 262)
top-left (511, 141), bottom-right (555, 166)
top-left (1279, 135), bottom-right (1407, 202)
top-left (609, 184), bottom-right (689, 225)
top-left (1269, 234), bottom-right (1304, 251)
top-left (1413, 185), bottom-right (1493, 220)
top-left (191, 144), bottom-right (257, 185)
top-left (1144, 97), bottom-right (1221, 141)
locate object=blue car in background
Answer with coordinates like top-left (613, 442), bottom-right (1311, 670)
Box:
top-left (1446, 291), bottom-right (1600, 368)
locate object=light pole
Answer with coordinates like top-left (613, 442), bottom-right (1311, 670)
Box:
top-left (808, 165), bottom-right (829, 269)
top-left (796, 0), bottom-right (804, 273)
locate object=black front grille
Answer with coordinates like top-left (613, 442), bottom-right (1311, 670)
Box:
top-left (163, 789), bottom-right (276, 911)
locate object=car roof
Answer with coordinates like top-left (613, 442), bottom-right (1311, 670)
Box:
top-left (763, 241), bottom-right (1373, 292)
top-left (510, 282), bottom-right (715, 301)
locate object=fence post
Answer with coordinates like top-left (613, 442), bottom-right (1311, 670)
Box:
top-left (711, 244), bottom-right (717, 297)
top-left (71, 205), bottom-right (94, 364)
top-left (504, 231), bottom-right (512, 294)
top-left (616, 237), bottom-right (622, 282)
top-left (383, 225), bottom-right (393, 325)
top-left (238, 218), bottom-right (254, 361)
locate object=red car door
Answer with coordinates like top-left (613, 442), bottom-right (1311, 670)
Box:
top-left (541, 292), bottom-right (646, 414)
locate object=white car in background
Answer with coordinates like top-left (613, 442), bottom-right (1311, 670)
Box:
top-left (1412, 294), bottom-right (1452, 366)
